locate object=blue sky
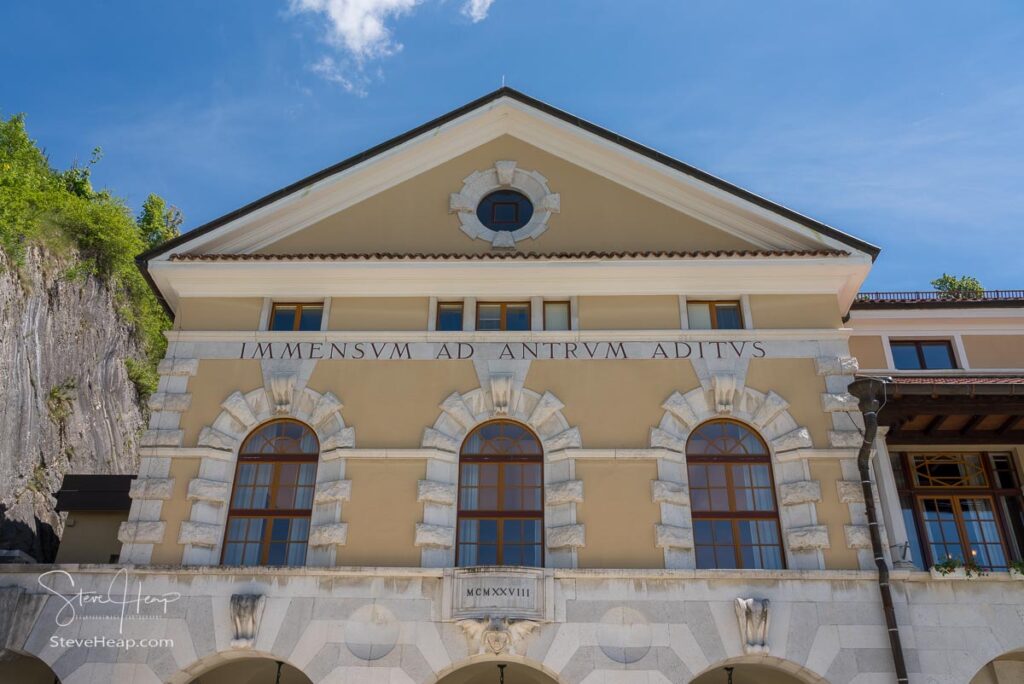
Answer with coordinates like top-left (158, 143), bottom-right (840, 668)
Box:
top-left (2, 1), bottom-right (1022, 290)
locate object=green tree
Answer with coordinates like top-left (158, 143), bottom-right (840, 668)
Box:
top-left (0, 113), bottom-right (175, 399)
top-left (931, 273), bottom-right (984, 299)
top-left (137, 193), bottom-right (182, 249)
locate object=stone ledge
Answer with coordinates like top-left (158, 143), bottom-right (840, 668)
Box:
top-left (546, 480), bottom-right (584, 506)
top-left (187, 478), bottom-right (230, 504)
top-left (415, 523), bottom-right (455, 548)
top-left (141, 429), bottom-right (184, 448)
top-left (417, 480), bottom-right (457, 506)
top-left (147, 392), bottom-right (192, 413)
top-left (178, 521), bottom-right (222, 547)
top-left (117, 520), bottom-right (165, 545)
top-left (786, 525), bottom-right (830, 551)
top-left (129, 478), bottom-right (174, 501)
top-left (778, 480), bottom-right (821, 506)
top-left (547, 524), bottom-right (585, 549)
top-left (157, 358), bottom-right (200, 377)
top-left (309, 522), bottom-right (348, 547)
top-left (655, 524), bottom-right (694, 550)
top-left (314, 479), bottom-right (353, 504)
top-left (651, 480), bottom-right (689, 506)
top-left (837, 480), bottom-right (866, 504)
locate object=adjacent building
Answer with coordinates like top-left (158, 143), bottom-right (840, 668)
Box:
top-left (2, 89), bottom-right (1023, 684)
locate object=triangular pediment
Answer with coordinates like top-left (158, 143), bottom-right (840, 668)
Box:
top-left (143, 89), bottom-right (877, 261)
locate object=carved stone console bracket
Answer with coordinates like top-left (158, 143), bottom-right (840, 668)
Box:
top-left (229, 594), bottom-right (265, 649)
top-left (735, 597), bottom-right (770, 654)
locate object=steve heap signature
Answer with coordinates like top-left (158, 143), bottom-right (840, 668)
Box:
top-left (37, 568), bottom-right (181, 634)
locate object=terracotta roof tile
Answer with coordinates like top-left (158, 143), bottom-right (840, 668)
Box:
top-left (168, 249), bottom-right (849, 262)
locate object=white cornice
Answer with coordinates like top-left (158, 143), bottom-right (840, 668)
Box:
top-left (149, 256), bottom-right (871, 313)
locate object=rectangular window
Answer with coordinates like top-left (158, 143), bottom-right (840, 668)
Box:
top-left (543, 301), bottom-right (571, 331)
top-left (476, 302), bottom-right (531, 331)
top-left (893, 451), bottom-right (1023, 570)
top-left (686, 301), bottom-right (743, 330)
top-left (436, 302), bottom-right (464, 331)
top-left (270, 303), bottom-right (324, 331)
top-left (890, 340), bottom-right (957, 370)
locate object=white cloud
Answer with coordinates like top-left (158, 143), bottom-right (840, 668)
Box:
top-left (461, 0), bottom-right (495, 23)
top-left (291, 0), bottom-right (420, 61)
top-left (291, 0), bottom-right (497, 92)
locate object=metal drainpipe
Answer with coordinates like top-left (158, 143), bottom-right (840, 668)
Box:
top-left (847, 377), bottom-right (908, 683)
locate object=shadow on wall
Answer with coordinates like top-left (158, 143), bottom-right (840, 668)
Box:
top-left (0, 504), bottom-right (59, 563)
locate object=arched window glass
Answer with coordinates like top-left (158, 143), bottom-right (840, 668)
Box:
top-left (222, 420), bottom-right (318, 567)
top-left (457, 421), bottom-right (544, 567)
top-left (686, 420), bottom-right (785, 570)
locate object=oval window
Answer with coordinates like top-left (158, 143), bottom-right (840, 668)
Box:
top-left (476, 190), bottom-right (533, 232)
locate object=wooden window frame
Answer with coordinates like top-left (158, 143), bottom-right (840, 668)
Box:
top-left (475, 301), bottom-right (532, 332)
top-left (543, 301), bottom-right (572, 331)
top-left (222, 419), bottom-right (319, 567)
top-left (435, 301), bottom-right (465, 332)
top-left (687, 300), bottom-right (744, 330)
top-left (896, 451), bottom-right (1020, 569)
top-left (889, 339), bottom-right (958, 370)
top-left (456, 420), bottom-right (545, 567)
top-left (269, 302), bottom-right (325, 332)
top-left (687, 419), bottom-right (786, 569)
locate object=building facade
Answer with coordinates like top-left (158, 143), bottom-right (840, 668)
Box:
top-left (2, 89), bottom-right (1023, 684)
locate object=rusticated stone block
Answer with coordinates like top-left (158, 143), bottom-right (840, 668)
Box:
top-left (178, 521), bottom-right (222, 547)
top-left (415, 523), bottom-right (455, 548)
top-left (778, 480), bottom-right (821, 506)
top-left (157, 358), bottom-right (199, 376)
top-left (314, 479), bottom-right (352, 504)
top-left (543, 427), bottom-right (581, 452)
top-left (786, 525), bottom-right (830, 550)
top-left (129, 478), bottom-right (174, 501)
top-left (815, 356), bottom-right (859, 376)
top-left (829, 430), bottom-right (863, 448)
top-left (771, 427), bottom-right (813, 453)
top-left (655, 524), bottom-right (694, 550)
top-left (321, 427), bottom-right (355, 451)
top-left (651, 480), bottom-right (689, 506)
top-left (118, 520), bottom-right (165, 545)
top-left (309, 522), bottom-right (348, 547)
top-left (546, 480), bottom-right (584, 506)
top-left (845, 525), bottom-right (872, 549)
top-left (141, 429), bottom-right (184, 448)
top-left (422, 428), bottom-right (460, 453)
top-left (147, 392), bottom-right (192, 413)
top-left (417, 480), bottom-right (457, 506)
top-left (822, 393), bottom-right (859, 412)
top-left (650, 427), bottom-right (686, 452)
top-left (547, 524), bottom-right (585, 549)
top-left (187, 478), bottom-right (230, 504)
top-left (197, 426), bottom-right (237, 451)
top-left (837, 480), bottom-right (866, 504)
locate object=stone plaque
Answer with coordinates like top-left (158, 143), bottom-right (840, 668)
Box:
top-left (445, 567), bottom-right (551, 621)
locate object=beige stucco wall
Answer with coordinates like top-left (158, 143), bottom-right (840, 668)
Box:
top-left (329, 297), bottom-right (428, 331)
top-left (338, 459), bottom-right (424, 566)
top-left (745, 358), bottom-right (831, 448)
top-left (180, 360), bottom-right (265, 446)
top-left (55, 511), bottom-right (127, 564)
top-left (306, 361), bottom-right (480, 448)
top-left (577, 296), bottom-right (680, 330)
top-left (808, 459), bottom-right (859, 570)
top-left (175, 298), bottom-right (264, 331)
top-left (260, 135), bottom-right (757, 256)
top-left (962, 335), bottom-right (1024, 369)
top-left (849, 335), bottom-right (888, 369)
top-left (524, 360), bottom-right (700, 448)
top-left (575, 460), bottom-right (663, 568)
top-left (748, 294), bottom-right (842, 329)
top-left (150, 458), bottom-right (200, 565)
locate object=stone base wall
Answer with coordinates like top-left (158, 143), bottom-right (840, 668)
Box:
top-left (1, 566), bottom-right (1022, 684)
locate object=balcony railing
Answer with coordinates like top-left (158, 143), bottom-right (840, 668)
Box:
top-left (856, 290), bottom-right (1024, 302)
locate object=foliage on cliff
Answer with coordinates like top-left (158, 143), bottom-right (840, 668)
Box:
top-left (0, 114), bottom-right (179, 397)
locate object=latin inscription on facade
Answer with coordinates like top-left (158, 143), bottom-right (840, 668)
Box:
top-left (237, 340), bottom-right (768, 362)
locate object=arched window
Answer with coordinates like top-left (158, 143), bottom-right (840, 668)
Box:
top-left (457, 420), bottom-right (544, 567)
top-left (222, 420), bottom-right (318, 566)
top-left (686, 420), bottom-right (785, 569)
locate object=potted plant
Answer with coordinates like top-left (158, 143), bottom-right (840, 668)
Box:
top-left (1009, 560), bottom-right (1024, 580)
top-left (930, 555), bottom-right (985, 580)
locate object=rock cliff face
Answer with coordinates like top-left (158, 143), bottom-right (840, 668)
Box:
top-left (0, 245), bottom-right (145, 561)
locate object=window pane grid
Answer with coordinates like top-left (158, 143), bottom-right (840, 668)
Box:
top-left (475, 302), bottom-right (532, 331)
top-left (269, 303), bottom-right (323, 331)
top-left (687, 420), bottom-right (784, 570)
